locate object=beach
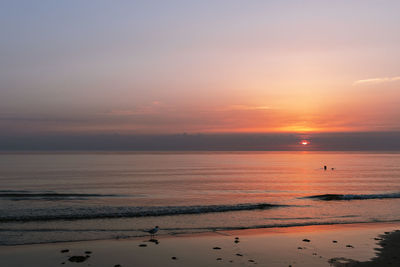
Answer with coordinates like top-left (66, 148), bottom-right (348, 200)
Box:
top-left (1, 222), bottom-right (399, 267)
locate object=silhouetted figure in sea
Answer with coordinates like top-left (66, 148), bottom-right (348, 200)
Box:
top-left (324, 165), bottom-right (327, 170)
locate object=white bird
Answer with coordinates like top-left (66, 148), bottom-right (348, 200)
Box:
top-left (148, 226), bottom-right (159, 238)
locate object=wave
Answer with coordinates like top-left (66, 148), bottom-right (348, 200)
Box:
top-left (0, 190), bottom-right (121, 200)
top-left (0, 203), bottom-right (283, 222)
top-left (304, 193), bottom-right (400, 201)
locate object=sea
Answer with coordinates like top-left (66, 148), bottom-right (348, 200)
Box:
top-left (1, 151), bottom-right (400, 245)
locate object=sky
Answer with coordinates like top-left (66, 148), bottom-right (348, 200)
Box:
top-left (1, 0), bottom-right (400, 139)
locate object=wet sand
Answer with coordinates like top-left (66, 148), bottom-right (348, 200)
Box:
top-left (329, 229), bottom-right (400, 266)
top-left (0, 222), bottom-right (398, 267)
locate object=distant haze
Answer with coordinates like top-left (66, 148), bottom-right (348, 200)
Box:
top-left (1, 132), bottom-right (400, 151)
top-left (1, 1), bottom-right (400, 148)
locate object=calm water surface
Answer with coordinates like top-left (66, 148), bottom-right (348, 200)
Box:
top-left (0, 152), bottom-right (399, 245)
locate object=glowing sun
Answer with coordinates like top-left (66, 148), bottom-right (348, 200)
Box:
top-left (301, 140), bottom-right (309, 145)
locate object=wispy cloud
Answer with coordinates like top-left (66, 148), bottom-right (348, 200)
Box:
top-left (105, 101), bottom-right (162, 116)
top-left (353, 76), bottom-right (400, 86)
top-left (218, 105), bottom-right (273, 112)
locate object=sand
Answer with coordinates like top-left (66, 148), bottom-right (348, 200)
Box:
top-left (0, 222), bottom-right (399, 267)
top-left (329, 229), bottom-right (400, 267)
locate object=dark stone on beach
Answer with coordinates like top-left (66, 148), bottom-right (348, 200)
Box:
top-left (385, 232), bottom-right (390, 234)
top-left (374, 237), bottom-right (383, 241)
top-left (346, 244), bottom-right (354, 248)
top-left (249, 259), bottom-right (255, 262)
top-left (216, 258), bottom-right (222, 261)
top-left (114, 265), bottom-right (121, 267)
top-left (68, 256), bottom-right (89, 263)
top-left (61, 263), bottom-right (65, 265)
top-left (139, 244), bottom-right (147, 247)
top-left (302, 239), bottom-right (310, 242)
top-left (171, 256), bottom-right (177, 260)
top-left (61, 249), bottom-right (69, 253)
top-left (213, 247), bottom-right (221, 250)
top-left (234, 240), bottom-right (239, 243)
top-left (235, 237), bottom-right (239, 239)
top-left (236, 253), bottom-right (243, 256)
top-left (297, 247), bottom-right (303, 249)
top-left (149, 238), bottom-right (159, 244)
top-left (332, 240), bottom-right (338, 243)
top-left (85, 251), bottom-right (92, 254)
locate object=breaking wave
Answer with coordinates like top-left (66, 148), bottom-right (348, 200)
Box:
top-left (0, 190), bottom-right (120, 201)
top-left (304, 193), bottom-right (400, 201)
top-left (0, 203), bottom-right (283, 222)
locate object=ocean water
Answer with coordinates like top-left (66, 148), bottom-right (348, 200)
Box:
top-left (0, 152), bottom-right (400, 245)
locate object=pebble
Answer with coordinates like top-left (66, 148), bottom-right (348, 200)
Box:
top-left (60, 249), bottom-right (69, 253)
top-left (139, 244), bottom-right (147, 247)
top-left (302, 239), bottom-right (311, 242)
top-left (213, 247), bottom-right (222, 250)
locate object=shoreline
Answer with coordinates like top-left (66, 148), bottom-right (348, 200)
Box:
top-left (2, 220), bottom-right (400, 247)
top-left (1, 222), bottom-right (399, 266)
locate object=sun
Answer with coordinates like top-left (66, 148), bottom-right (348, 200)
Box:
top-left (301, 140), bottom-right (309, 145)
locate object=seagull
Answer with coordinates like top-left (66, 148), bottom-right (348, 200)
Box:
top-left (148, 226), bottom-right (159, 238)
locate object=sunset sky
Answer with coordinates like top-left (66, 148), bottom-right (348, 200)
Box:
top-left (1, 0), bottom-right (400, 136)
